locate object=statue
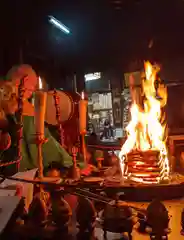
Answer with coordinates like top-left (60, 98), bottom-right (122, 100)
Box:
top-left (0, 65), bottom-right (76, 176)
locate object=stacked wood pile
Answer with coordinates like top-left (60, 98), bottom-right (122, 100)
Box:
top-left (124, 150), bottom-right (161, 183)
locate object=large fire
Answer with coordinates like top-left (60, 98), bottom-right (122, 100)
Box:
top-left (119, 62), bottom-right (170, 184)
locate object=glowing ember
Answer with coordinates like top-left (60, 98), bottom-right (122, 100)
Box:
top-left (81, 91), bottom-right (85, 100)
top-left (119, 62), bottom-right (169, 184)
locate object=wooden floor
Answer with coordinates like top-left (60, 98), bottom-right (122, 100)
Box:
top-left (94, 199), bottom-right (184, 240)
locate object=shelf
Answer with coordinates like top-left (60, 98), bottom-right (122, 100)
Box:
top-left (93, 108), bottom-right (112, 112)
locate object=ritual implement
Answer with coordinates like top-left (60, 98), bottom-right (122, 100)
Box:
top-left (71, 146), bottom-right (80, 179)
top-left (79, 91), bottom-right (87, 165)
top-left (34, 77), bottom-right (47, 179)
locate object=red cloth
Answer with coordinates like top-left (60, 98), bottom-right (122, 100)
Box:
top-left (80, 164), bottom-right (94, 176)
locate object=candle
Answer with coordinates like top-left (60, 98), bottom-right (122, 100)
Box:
top-left (79, 91), bottom-right (88, 134)
top-left (34, 77), bottom-right (47, 137)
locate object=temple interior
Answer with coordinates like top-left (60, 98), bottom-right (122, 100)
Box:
top-left (1, 1), bottom-right (184, 239)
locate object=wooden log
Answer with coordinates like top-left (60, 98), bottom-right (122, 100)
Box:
top-left (127, 149), bottom-right (160, 157)
top-left (126, 156), bottom-right (143, 162)
top-left (126, 157), bottom-right (158, 163)
top-left (127, 161), bottom-right (158, 167)
top-left (126, 152), bottom-right (159, 163)
top-left (128, 166), bottom-right (160, 173)
top-left (130, 172), bottom-right (160, 177)
top-left (124, 149), bottom-right (162, 183)
top-left (141, 150), bottom-right (160, 158)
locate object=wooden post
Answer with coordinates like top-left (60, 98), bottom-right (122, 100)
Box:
top-left (81, 134), bottom-right (87, 165)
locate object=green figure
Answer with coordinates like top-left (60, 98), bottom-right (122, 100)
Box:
top-left (0, 65), bottom-right (73, 176)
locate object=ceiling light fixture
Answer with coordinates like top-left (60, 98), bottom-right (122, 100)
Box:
top-left (48, 16), bottom-right (70, 34)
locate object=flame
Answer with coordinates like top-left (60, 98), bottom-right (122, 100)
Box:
top-left (38, 77), bottom-right (42, 90)
top-left (119, 61), bottom-right (169, 183)
top-left (81, 91), bottom-right (84, 100)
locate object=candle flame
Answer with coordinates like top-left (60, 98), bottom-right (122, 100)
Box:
top-left (81, 91), bottom-right (84, 99)
top-left (39, 77), bottom-right (42, 90)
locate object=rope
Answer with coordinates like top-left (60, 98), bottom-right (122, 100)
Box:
top-left (0, 157), bottom-right (21, 167)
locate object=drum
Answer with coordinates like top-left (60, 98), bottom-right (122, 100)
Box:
top-left (45, 90), bottom-right (80, 125)
top-left (45, 90), bottom-right (81, 147)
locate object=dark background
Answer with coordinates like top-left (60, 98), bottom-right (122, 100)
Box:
top-left (1, 0), bottom-right (184, 86)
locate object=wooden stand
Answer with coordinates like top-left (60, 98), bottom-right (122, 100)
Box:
top-left (169, 135), bottom-right (184, 172)
top-left (124, 150), bottom-right (162, 183)
top-left (35, 134), bottom-right (48, 191)
top-left (71, 146), bottom-right (80, 180)
top-left (81, 133), bottom-right (87, 165)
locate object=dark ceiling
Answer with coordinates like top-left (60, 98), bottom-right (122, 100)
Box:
top-left (1, 0), bottom-right (184, 79)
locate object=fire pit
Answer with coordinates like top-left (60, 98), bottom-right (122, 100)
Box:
top-left (102, 62), bottom-right (184, 201)
top-left (125, 150), bottom-right (161, 184)
top-left (85, 62), bottom-right (184, 201)
top-left (119, 62), bottom-right (169, 185)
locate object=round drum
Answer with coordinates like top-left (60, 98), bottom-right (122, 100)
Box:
top-left (45, 90), bottom-right (78, 125)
